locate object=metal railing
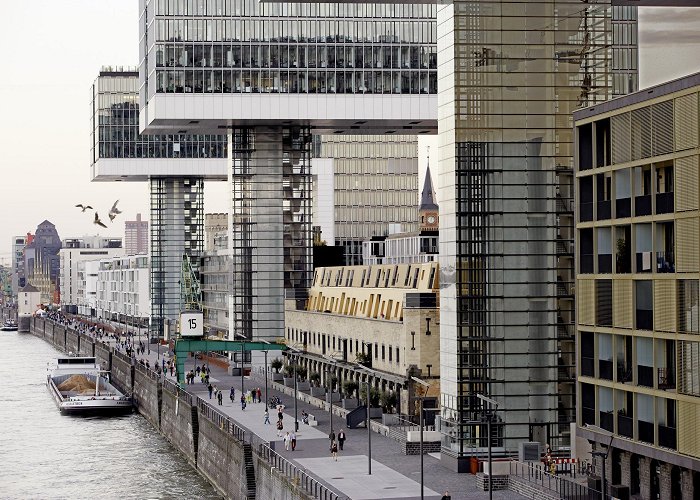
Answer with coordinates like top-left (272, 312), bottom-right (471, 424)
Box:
top-left (509, 460), bottom-right (599, 499)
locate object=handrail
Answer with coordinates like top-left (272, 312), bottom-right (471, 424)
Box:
top-left (508, 460), bottom-right (598, 499)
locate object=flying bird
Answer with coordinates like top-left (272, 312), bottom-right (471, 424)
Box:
top-left (108, 200), bottom-right (122, 222)
top-left (75, 204), bottom-right (93, 212)
top-left (93, 213), bottom-right (108, 229)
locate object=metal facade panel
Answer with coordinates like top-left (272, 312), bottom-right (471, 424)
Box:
top-left (675, 93), bottom-right (699, 152)
top-left (676, 218), bottom-right (700, 272)
top-left (652, 100), bottom-right (674, 157)
top-left (676, 155), bottom-right (699, 212)
top-left (611, 112), bottom-right (631, 165)
top-left (578, 278), bottom-right (595, 326)
top-left (653, 279), bottom-right (676, 333)
top-left (613, 279), bottom-right (633, 329)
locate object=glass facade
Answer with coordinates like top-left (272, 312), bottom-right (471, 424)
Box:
top-left (90, 69), bottom-right (227, 166)
top-left (313, 134), bottom-right (419, 265)
top-left (437, 1), bottom-right (635, 463)
top-left (140, 1), bottom-right (437, 99)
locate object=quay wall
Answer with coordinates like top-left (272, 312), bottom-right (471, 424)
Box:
top-left (133, 364), bottom-right (161, 430)
top-left (27, 318), bottom-right (319, 500)
top-left (160, 381), bottom-right (198, 467)
top-left (196, 405), bottom-right (247, 499)
top-left (66, 329), bottom-right (79, 354)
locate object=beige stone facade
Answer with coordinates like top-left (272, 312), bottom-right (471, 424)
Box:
top-left (285, 261), bottom-right (440, 414)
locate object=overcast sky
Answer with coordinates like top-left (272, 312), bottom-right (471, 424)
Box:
top-left (1, 4), bottom-right (699, 263)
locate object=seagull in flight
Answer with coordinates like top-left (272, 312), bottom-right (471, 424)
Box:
top-left (108, 200), bottom-right (122, 222)
top-left (93, 213), bottom-right (108, 229)
top-left (75, 204), bottom-right (93, 212)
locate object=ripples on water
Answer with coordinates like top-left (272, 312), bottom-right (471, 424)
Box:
top-left (0, 332), bottom-right (220, 500)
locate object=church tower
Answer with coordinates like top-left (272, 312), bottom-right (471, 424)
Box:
top-left (419, 148), bottom-right (439, 231)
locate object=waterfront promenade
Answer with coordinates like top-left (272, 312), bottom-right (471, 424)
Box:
top-left (141, 347), bottom-right (525, 500)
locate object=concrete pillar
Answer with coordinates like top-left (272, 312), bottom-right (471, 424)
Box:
top-left (619, 449), bottom-right (631, 488)
top-left (227, 127), bottom-right (312, 342)
top-left (150, 177), bottom-right (204, 338)
top-left (681, 469), bottom-right (694, 500)
top-left (660, 462), bottom-right (673, 500)
top-left (639, 456), bottom-right (651, 500)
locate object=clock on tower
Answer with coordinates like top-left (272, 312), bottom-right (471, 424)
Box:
top-left (419, 153), bottom-right (439, 231)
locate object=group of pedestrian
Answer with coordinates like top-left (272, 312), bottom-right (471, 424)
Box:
top-left (283, 431), bottom-right (297, 451)
top-left (327, 429), bottom-right (346, 461)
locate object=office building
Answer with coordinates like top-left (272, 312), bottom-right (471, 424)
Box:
top-left (94, 254), bottom-right (150, 329)
top-left (125, 213), bottom-right (149, 255)
top-left (11, 235), bottom-right (26, 294)
top-left (313, 135), bottom-right (420, 265)
top-left (90, 67), bottom-right (227, 335)
top-left (575, 72), bottom-right (700, 499)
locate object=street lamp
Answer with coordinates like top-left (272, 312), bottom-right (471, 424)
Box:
top-left (412, 375), bottom-right (430, 500)
top-left (477, 393), bottom-right (499, 500)
top-left (288, 342), bottom-right (306, 431)
top-left (356, 363), bottom-right (380, 475)
top-left (584, 424), bottom-right (615, 500)
top-left (323, 358), bottom-right (339, 441)
top-left (235, 332), bottom-right (246, 395)
top-left (260, 339), bottom-right (272, 409)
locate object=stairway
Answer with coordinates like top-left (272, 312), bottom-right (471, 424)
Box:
top-left (243, 442), bottom-right (257, 499)
top-left (346, 405), bottom-right (367, 429)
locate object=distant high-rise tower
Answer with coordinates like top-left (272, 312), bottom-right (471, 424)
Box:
top-left (124, 213), bottom-right (148, 256)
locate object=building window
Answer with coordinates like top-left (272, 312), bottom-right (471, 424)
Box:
top-left (375, 343), bottom-right (378, 359)
top-left (596, 280), bottom-right (612, 326)
top-left (396, 347), bottom-right (399, 364)
top-left (382, 344), bottom-right (385, 360)
top-left (635, 280), bottom-right (653, 330)
top-left (389, 345), bottom-right (392, 362)
top-left (678, 280), bottom-right (699, 333)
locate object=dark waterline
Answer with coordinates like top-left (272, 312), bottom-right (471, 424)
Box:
top-left (0, 332), bottom-right (220, 500)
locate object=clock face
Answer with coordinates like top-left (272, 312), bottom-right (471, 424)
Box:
top-left (427, 215), bottom-right (436, 224)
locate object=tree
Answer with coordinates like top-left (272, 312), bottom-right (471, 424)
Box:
top-left (360, 386), bottom-right (381, 407)
top-left (296, 364), bottom-right (307, 380)
top-left (309, 371), bottom-right (321, 387)
top-left (271, 358), bottom-right (283, 374)
top-left (343, 380), bottom-right (359, 401)
top-left (380, 390), bottom-right (398, 413)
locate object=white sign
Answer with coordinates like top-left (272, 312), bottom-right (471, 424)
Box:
top-left (180, 311), bottom-right (204, 337)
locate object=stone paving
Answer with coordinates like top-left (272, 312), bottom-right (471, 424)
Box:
top-left (136, 350), bottom-right (527, 500)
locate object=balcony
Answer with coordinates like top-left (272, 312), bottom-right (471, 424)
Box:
top-left (636, 309), bottom-right (653, 331)
top-left (580, 254), bottom-right (594, 274)
top-left (617, 363), bottom-right (633, 383)
top-left (599, 359), bottom-right (614, 380)
top-left (658, 424), bottom-right (677, 450)
top-left (636, 252), bottom-right (653, 273)
top-left (658, 367), bottom-right (676, 390)
top-left (600, 411), bottom-right (614, 432)
top-left (597, 200), bottom-right (611, 220)
top-left (656, 192), bottom-right (674, 215)
top-left (581, 356), bottom-right (595, 377)
top-left (616, 198), bottom-right (632, 218)
top-left (638, 420), bottom-right (654, 444)
top-left (618, 414), bottom-right (633, 438)
top-left (656, 251), bottom-right (675, 273)
top-left (638, 365), bottom-right (654, 387)
top-left (598, 254), bottom-right (612, 273)
top-left (580, 202), bottom-right (594, 222)
top-left (634, 194), bottom-right (652, 216)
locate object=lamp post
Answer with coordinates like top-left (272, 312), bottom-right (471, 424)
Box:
top-left (260, 339), bottom-right (271, 409)
top-left (477, 393), bottom-right (499, 500)
top-left (356, 363), bottom-right (380, 476)
top-left (412, 376), bottom-right (430, 500)
top-left (583, 424), bottom-right (615, 500)
top-left (235, 332), bottom-right (246, 394)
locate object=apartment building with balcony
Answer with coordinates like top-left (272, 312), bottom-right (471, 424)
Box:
top-left (575, 72), bottom-right (700, 499)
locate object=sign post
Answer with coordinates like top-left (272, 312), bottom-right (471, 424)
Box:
top-left (179, 310), bottom-right (204, 338)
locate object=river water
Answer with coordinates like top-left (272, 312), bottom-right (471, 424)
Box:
top-left (0, 332), bottom-right (220, 499)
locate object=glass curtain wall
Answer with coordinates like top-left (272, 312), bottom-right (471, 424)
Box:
top-left (437, 0), bottom-right (627, 463)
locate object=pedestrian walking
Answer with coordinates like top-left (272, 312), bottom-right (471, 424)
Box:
top-left (337, 429), bottom-right (346, 450)
top-left (276, 419), bottom-right (284, 437)
top-left (208, 383), bottom-right (213, 399)
top-left (330, 440), bottom-right (338, 461)
top-left (217, 391), bottom-right (223, 406)
top-left (328, 431), bottom-right (336, 450)
top-left (252, 390), bottom-right (257, 404)
top-left (264, 409), bottom-right (270, 425)
top-left (230, 386), bottom-right (235, 403)
top-left (241, 394), bottom-right (247, 411)
top-left (169, 364), bottom-right (174, 377)
top-left (441, 491), bottom-right (452, 500)
top-left (277, 406), bottom-right (284, 422)
top-left (290, 431), bottom-right (297, 451)
top-left (284, 432), bottom-right (291, 451)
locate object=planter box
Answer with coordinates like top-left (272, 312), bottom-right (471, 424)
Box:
top-left (272, 373), bottom-right (283, 382)
top-left (310, 387), bottom-right (326, 397)
top-left (297, 381), bottom-right (311, 391)
top-left (342, 398), bottom-right (358, 410)
top-left (369, 407), bottom-right (383, 419)
top-left (326, 392), bottom-right (341, 403)
top-left (383, 414), bottom-right (401, 426)
top-left (283, 377), bottom-right (295, 388)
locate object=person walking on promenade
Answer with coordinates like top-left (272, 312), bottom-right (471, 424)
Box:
top-left (169, 364), bottom-right (174, 377)
top-left (277, 405), bottom-right (284, 423)
top-left (208, 383), bottom-right (213, 399)
top-left (330, 440), bottom-right (338, 461)
top-left (252, 389), bottom-right (257, 404)
top-left (337, 429), bottom-right (346, 450)
top-left (241, 394), bottom-right (247, 411)
top-left (284, 432), bottom-right (291, 451)
top-left (277, 419), bottom-right (284, 437)
top-left (257, 387), bottom-right (262, 403)
top-left (230, 386), bottom-right (235, 403)
top-left (196, 365), bottom-right (201, 376)
top-left (217, 390), bottom-right (223, 406)
top-left (290, 431), bottom-right (297, 451)
top-left (264, 409), bottom-right (270, 425)
top-left (329, 431), bottom-right (336, 450)
top-left (441, 491), bottom-right (452, 500)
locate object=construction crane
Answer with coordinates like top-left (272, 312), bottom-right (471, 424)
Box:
top-left (180, 254), bottom-right (202, 312)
